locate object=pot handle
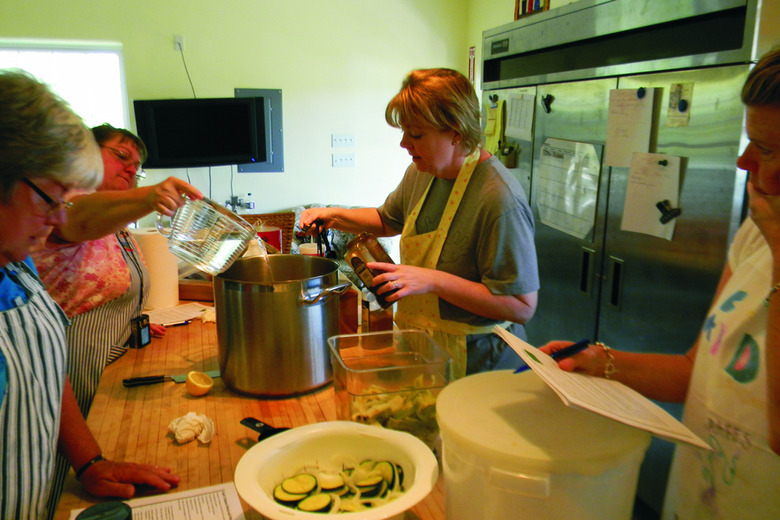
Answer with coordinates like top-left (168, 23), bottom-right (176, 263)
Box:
top-left (299, 282), bottom-right (351, 306)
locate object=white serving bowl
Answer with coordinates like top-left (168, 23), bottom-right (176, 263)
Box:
top-left (234, 421), bottom-right (439, 520)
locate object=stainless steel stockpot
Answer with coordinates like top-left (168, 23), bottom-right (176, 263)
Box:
top-left (214, 255), bottom-right (349, 397)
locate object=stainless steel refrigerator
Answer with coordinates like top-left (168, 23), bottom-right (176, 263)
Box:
top-left (481, 0), bottom-right (778, 513)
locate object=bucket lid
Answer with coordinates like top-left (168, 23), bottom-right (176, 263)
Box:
top-left (436, 371), bottom-right (650, 476)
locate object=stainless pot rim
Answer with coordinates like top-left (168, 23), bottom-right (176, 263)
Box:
top-left (215, 254), bottom-right (340, 285)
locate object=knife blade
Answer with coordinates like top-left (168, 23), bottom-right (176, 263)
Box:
top-left (123, 370), bottom-right (220, 388)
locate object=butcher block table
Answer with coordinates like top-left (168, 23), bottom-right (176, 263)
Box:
top-left (53, 318), bottom-right (445, 519)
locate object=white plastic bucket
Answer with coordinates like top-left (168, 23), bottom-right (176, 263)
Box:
top-left (436, 371), bottom-right (650, 520)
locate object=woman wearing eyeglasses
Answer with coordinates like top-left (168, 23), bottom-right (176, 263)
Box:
top-left (31, 124), bottom-right (202, 515)
top-left (33, 124), bottom-right (202, 416)
top-left (0, 70), bottom-right (179, 519)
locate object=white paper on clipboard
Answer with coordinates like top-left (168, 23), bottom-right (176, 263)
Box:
top-left (493, 326), bottom-right (711, 451)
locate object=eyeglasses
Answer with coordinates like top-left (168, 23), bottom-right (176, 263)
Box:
top-left (22, 178), bottom-right (73, 214)
top-left (105, 146), bottom-right (142, 173)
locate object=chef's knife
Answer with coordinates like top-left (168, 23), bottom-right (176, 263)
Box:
top-left (122, 370), bottom-right (220, 388)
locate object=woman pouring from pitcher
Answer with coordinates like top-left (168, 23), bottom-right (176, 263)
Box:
top-left (301, 68), bottom-right (539, 378)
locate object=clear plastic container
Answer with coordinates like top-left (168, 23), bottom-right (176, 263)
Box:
top-left (328, 330), bottom-right (452, 450)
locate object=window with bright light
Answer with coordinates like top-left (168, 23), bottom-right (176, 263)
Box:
top-left (0, 40), bottom-right (127, 128)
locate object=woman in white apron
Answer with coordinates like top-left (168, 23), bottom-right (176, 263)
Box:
top-left (301, 68), bottom-right (539, 379)
top-left (539, 48), bottom-right (780, 519)
top-left (0, 70), bottom-right (179, 518)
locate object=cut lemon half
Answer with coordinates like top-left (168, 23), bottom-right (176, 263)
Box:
top-left (185, 371), bottom-right (214, 396)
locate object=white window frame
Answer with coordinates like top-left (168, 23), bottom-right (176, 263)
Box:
top-left (0, 38), bottom-right (129, 129)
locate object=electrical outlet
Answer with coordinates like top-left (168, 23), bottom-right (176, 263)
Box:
top-left (331, 133), bottom-right (355, 148)
top-left (174, 35), bottom-right (185, 51)
top-left (332, 153), bottom-right (355, 167)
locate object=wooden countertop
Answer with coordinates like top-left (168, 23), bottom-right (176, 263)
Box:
top-left (53, 318), bottom-right (445, 519)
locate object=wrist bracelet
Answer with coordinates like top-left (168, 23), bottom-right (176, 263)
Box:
top-left (76, 454), bottom-right (105, 480)
top-left (596, 342), bottom-right (618, 379)
top-left (764, 283), bottom-right (780, 307)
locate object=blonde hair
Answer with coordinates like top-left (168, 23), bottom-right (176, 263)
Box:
top-left (385, 68), bottom-right (483, 153)
top-left (0, 69), bottom-right (102, 202)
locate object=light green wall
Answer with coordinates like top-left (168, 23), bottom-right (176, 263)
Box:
top-left (468, 0), bottom-right (518, 89)
top-left (0, 0), bottom-right (516, 213)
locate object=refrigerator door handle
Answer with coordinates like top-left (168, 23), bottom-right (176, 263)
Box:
top-left (607, 256), bottom-right (624, 310)
top-left (580, 247), bottom-right (596, 296)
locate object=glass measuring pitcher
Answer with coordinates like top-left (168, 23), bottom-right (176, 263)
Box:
top-left (156, 197), bottom-right (261, 276)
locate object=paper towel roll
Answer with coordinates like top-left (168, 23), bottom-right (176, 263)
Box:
top-left (130, 227), bottom-right (180, 310)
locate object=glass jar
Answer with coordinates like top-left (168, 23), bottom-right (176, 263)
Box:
top-left (344, 232), bottom-right (398, 309)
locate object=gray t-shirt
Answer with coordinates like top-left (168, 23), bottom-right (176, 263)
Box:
top-left (377, 155), bottom-right (539, 326)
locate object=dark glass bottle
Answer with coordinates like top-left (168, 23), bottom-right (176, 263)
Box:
top-left (344, 232), bottom-right (398, 309)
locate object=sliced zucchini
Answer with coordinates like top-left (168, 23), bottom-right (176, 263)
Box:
top-left (297, 493), bottom-right (332, 512)
top-left (373, 460), bottom-right (396, 487)
top-left (328, 484), bottom-right (350, 497)
top-left (395, 464), bottom-right (405, 488)
top-left (271, 458), bottom-right (406, 513)
top-left (281, 473), bottom-right (317, 495)
top-left (360, 479), bottom-right (388, 498)
top-left (273, 484), bottom-right (307, 504)
top-left (358, 459), bottom-right (375, 472)
top-left (317, 472), bottom-right (344, 490)
top-left (355, 474), bottom-right (383, 488)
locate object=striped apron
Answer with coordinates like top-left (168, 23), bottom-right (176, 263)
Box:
top-left (0, 261), bottom-right (68, 519)
top-left (46, 231), bottom-right (149, 518)
top-left (66, 231), bottom-right (148, 415)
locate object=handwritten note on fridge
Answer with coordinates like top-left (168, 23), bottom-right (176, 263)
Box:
top-left (621, 153), bottom-right (681, 241)
top-left (605, 88), bottom-right (656, 168)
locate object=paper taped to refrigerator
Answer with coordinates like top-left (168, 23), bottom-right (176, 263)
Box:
top-left (605, 88), bottom-right (655, 168)
top-left (536, 138), bottom-right (601, 239)
top-left (505, 93), bottom-right (535, 141)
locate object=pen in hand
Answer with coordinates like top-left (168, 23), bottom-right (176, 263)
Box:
top-left (514, 339), bottom-right (590, 374)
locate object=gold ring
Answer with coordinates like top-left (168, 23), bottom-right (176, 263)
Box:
top-left (393, 281), bottom-right (399, 289)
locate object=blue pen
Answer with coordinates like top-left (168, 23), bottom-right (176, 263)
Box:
top-left (514, 339), bottom-right (590, 373)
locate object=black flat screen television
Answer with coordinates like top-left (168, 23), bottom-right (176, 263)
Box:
top-left (133, 97), bottom-right (266, 168)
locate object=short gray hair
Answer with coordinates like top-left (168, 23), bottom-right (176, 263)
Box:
top-left (0, 69), bottom-right (102, 202)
